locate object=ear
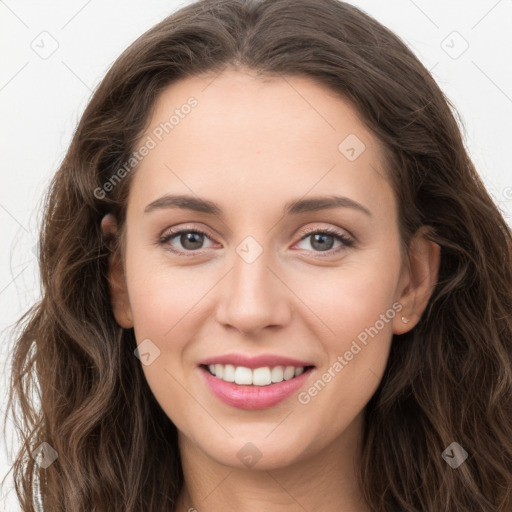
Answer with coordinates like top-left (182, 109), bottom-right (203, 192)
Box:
top-left (393, 226), bottom-right (441, 334)
top-left (101, 214), bottom-right (134, 329)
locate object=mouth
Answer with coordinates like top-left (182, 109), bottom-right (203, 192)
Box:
top-left (198, 362), bottom-right (316, 410)
top-left (200, 363), bottom-right (315, 386)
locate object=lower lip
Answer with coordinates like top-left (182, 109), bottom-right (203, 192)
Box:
top-left (200, 366), bottom-right (314, 410)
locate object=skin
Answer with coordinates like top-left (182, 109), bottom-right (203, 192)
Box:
top-left (102, 67), bottom-right (440, 512)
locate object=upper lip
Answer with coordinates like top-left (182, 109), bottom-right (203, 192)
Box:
top-left (200, 353), bottom-right (315, 369)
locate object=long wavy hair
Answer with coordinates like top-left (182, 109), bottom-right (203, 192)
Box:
top-left (3, 0), bottom-right (512, 510)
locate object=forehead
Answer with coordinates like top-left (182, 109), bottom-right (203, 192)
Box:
top-left (127, 68), bottom-right (393, 220)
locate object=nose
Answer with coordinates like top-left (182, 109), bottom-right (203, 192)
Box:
top-left (215, 245), bottom-right (293, 337)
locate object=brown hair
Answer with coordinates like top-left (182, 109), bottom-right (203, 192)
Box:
top-left (3, 0), bottom-right (512, 510)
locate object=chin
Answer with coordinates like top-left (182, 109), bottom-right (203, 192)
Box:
top-left (199, 434), bottom-right (312, 471)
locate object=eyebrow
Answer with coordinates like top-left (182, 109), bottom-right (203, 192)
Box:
top-left (143, 193), bottom-right (372, 217)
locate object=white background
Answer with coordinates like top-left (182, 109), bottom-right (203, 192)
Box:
top-left (1, 0), bottom-right (511, 509)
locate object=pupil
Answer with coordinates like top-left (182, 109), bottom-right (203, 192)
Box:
top-left (182, 232), bottom-right (203, 250)
top-left (311, 233), bottom-right (333, 251)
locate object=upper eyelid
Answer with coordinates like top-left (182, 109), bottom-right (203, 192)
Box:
top-left (160, 223), bottom-right (353, 240)
top-left (160, 224), bottom-right (215, 241)
top-left (298, 225), bottom-right (354, 240)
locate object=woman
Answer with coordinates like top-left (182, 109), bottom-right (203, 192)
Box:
top-left (4, 0), bottom-right (512, 510)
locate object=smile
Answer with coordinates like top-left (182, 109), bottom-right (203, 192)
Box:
top-left (204, 363), bottom-right (311, 386)
top-left (199, 363), bottom-right (315, 410)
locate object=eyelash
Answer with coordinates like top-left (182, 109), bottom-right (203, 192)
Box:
top-left (158, 225), bottom-right (354, 258)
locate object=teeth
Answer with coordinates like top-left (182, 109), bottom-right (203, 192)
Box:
top-left (234, 366), bottom-right (252, 385)
top-left (206, 364), bottom-right (308, 386)
top-left (283, 366), bottom-right (295, 380)
top-left (214, 364), bottom-right (224, 379)
top-left (253, 367), bottom-right (272, 386)
top-left (223, 364), bottom-right (235, 382)
top-left (271, 366), bottom-right (284, 383)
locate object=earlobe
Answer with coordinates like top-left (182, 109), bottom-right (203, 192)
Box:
top-left (101, 214), bottom-right (134, 329)
top-left (393, 227), bottom-right (441, 334)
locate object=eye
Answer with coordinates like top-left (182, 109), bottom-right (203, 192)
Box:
top-left (158, 226), bottom-right (216, 255)
top-left (158, 225), bottom-right (354, 257)
top-left (294, 227), bottom-right (354, 255)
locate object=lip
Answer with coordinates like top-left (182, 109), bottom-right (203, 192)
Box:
top-left (199, 365), bottom-right (315, 410)
top-left (200, 353), bottom-right (314, 369)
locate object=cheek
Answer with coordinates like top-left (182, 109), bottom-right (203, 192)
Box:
top-left (126, 235), bottom-right (402, 350)
top-left (289, 250), bottom-right (400, 408)
top-left (126, 252), bottom-right (212, 342)
top-left (124, 254), bottom-right (204, 430)
top-left (291, 253), bottom-right (401, 347)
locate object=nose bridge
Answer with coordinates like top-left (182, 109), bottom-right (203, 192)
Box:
top-left (216, 235), bottom-right (291, 334)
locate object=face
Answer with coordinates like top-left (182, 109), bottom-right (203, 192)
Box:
top-left (105, 68), bottom-right (437, 470)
